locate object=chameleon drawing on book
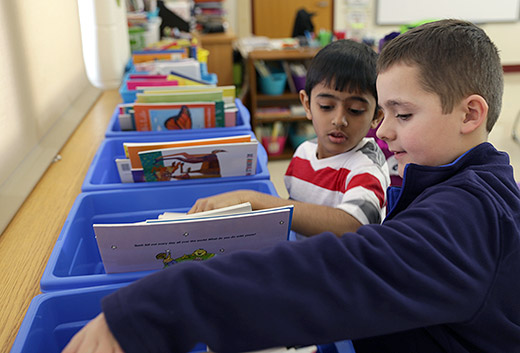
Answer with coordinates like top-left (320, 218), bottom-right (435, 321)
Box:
top-left (164, 105), bottom-right (192, 130)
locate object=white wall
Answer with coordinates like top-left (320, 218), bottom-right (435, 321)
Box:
top-left (226, 0), bottom-right (520, 65)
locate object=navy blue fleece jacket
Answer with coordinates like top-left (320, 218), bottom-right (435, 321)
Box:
top-left (102, 142), bottom-right (520, 353)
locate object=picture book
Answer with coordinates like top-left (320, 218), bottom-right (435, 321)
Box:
top-left (131, 49), bottom-right (188, 64)
top-left (140, 84), bottom-right (217, 92)
top-left (134, 59), bottom-right (201, 80)
top-left (156, 202), bottom-right (253, 220)
top-left (141, 85), bottom-right (236, 104)
top-left (167, 71), bottom-right (215, 86)
top-left (94, 205), bottom-right (293, 273)
top-left (124, 134), bottom-right (252, 170)
top-left (136, 90), bottom-right (223, 104)
top-left (128, 74), bottom-right (169, 80)
top-left (138, 140), bottom-right (258, 182)
top-left (132, 102), bottom-right (218, 131)
top-left (126, 79), bottom-right (179, 90)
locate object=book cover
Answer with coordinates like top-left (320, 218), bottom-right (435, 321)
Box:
top-left (136, 90), bottom-right (223, 104)
top-left (156, 202), bottom-right (252, 220)
top-left (126, 80), bottom-right (179, 90)
top-left (139, 84), bottom-right (217, 93)
top-left (94, 205), bottom-right (293, 273)
top-left (141, 85), bottom-right (236, 104)
top-left (133, 102), bottom-right (217, 131)
top-left (131, 49), bottom-right (188, 64)
top-left (128, 74), bottom-right (169, 80)
top-left (124, 134), bottom-right (252, 170)
top-left (138, 140), bottom-right (258, 182)
top-left (134, 59), bottom-right (200, 79)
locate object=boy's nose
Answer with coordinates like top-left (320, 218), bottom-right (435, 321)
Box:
top-left (332, 113), bottom-right (348, 127)
top-left (376, 115), bottom-right (394, 141)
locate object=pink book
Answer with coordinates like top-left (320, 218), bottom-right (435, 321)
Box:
top-left (128, 74), bottom-right (169, 80)
top-left (126, 80), bottom-right (179, 90)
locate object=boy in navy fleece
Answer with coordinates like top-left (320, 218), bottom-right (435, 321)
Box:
top-left (63, 19), bottom-right (520, 353)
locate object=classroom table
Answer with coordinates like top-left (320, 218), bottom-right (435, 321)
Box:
top-left (0, 89), bottom-right (121, 353)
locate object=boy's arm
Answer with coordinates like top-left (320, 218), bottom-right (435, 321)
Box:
top-left (189, 190), bottom-right (362, 235)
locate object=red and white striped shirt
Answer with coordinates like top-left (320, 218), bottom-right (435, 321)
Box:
top-left (285, 137), bottom-right (390, 239)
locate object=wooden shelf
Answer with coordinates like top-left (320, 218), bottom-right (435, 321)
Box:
top-left (248, 47), bottom-right (319, 61)
top-left (255, 115), bottom-right (307, 124)
top-left (245, 46), bottom-right (318, 158)
top-left (257, 93), bottom-right (300, 102)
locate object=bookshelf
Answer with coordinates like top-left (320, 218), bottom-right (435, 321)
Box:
top-left (246, 47), bottom-right (319, 160)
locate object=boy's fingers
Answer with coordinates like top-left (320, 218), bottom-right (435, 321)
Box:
top-left (62, 329), bottom-right (84, 353)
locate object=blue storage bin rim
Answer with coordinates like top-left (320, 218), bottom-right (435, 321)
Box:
top-left (11, 282), bottom-right (208, 353)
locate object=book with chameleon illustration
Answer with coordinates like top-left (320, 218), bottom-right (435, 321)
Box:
top-left (132, 101), bottom-right (222, 131)
top-left (138, 139), bottom-right (258, 182)
top-left (94, 203), bottom-right (293, 273)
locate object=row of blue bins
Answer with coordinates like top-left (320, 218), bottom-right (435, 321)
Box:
top-left (11, 65), bottom-right (355, 353)
top-left (10, 68), bottom-right (276, 352)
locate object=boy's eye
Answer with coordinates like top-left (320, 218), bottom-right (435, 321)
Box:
top-left (349, 108), bottom-right (365, 115)
top-left (319, 104), bottom-right (334, 111)
top-left (396, 113), bottom-right (412, 120)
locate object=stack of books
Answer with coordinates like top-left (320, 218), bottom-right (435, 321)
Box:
top-left (115, 134), bottom-right (258, 183)
top-left (118, 84), bottom-right (238, 131)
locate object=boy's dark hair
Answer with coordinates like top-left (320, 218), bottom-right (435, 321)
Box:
top-left (305, 39), bottom-right (378, 105)
top-left (377, 19), bottom-right (503, 132)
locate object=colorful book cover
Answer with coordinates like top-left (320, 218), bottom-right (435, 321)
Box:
top-left (94, 205), bottom-right (293, 273)
top-left (140, 84), bottom-right (217, 93)
top-left (124, 134), bottom-right (252, 169)
top-left (142, 85), bottom-right (236, 104)
top-left (131, 49), bottom-right (188, 64)
top-left (136, 90), bottom-right (223, 104)
top-left (128, 74), bottom-right (169, 80)
top-left (133, 102), bottom-right (216, 131)
top-left (138, 140), bottom-right (258, 182)
top-left (126, 80), bottom-right (179, 90)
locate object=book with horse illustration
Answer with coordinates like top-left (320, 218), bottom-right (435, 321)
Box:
top-left (138, 140), bottom-right (258, 182)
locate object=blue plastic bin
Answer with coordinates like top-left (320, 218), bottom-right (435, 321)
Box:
top-left (259, 72), bottom-right (287, 95)
top-left (11, 283), bottom-right (208, 353)
top-left (105, 98), bottom-right (252, 138)
top-left (41, 180), bottom-right (278, 292)
top-left (82, 132), bottom-right (269, 192)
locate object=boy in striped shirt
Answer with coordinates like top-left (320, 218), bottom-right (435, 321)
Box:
top-left (190, 40), bottom-right (390, 237)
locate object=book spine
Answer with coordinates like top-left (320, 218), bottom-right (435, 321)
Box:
top-left (205, 105), bottom-right (216, 128)
top-left (133, 106), bottom-right (151, 131)
top-left (215, 101), bottom-right (225, 127)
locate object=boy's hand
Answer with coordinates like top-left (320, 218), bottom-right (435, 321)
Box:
top-left (188, 190), bottom-right (251, 213)
top-left (62, 313), bottom-right (124, 353)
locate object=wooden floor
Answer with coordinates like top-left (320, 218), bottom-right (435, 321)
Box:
top-left (0, 90), bottom-right (121, 353)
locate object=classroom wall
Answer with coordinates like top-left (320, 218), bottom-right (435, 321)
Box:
top-left (225, 0), bottom-right (520, 181)
top-left (0, 1), bottom-right (101, 235)
top-left (226, 0), bottom-right (520, 65)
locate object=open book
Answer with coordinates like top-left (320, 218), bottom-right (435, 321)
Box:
top-left (94, 203), bottom-right (293, 273)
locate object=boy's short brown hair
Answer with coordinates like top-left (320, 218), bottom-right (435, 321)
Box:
top-left (377, 19), bottom-right (503, 132)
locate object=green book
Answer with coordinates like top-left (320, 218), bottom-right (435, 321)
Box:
top-left (215, 101), bottom-right (225, 127)
top-left (136, 90), bottom-right (224, 104)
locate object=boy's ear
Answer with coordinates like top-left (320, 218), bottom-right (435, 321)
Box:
top-left (299, 89), bottom-right (313, 121)
top-left (370, 109), bottom-right (384, 129)
top-left (460, 94), bottom-right (488, 135)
